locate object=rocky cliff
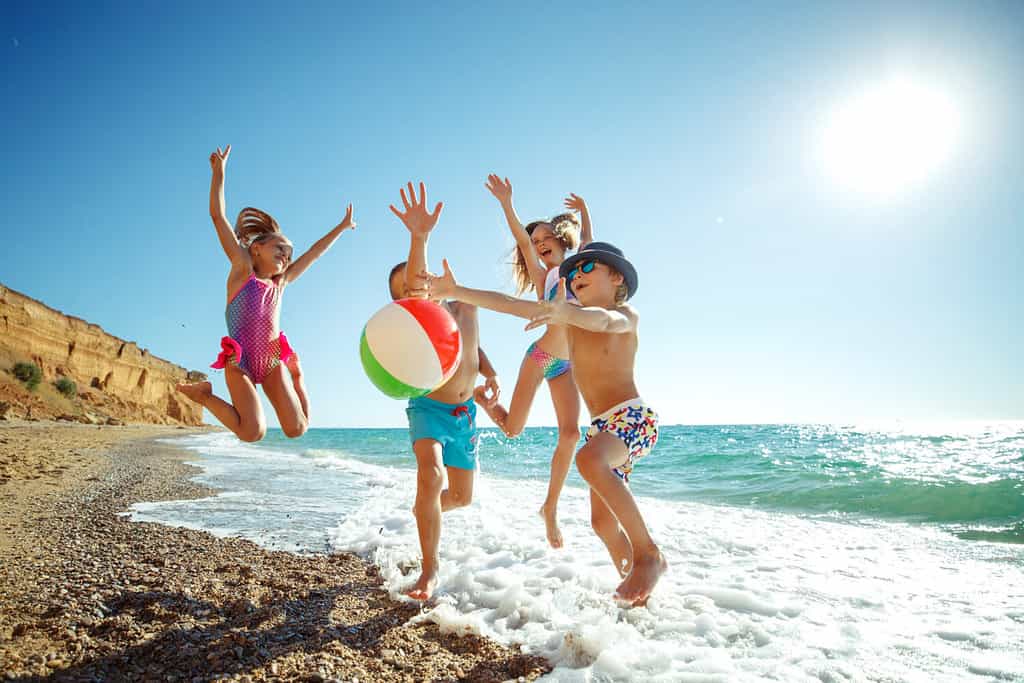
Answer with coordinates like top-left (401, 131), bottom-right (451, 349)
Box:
top-left (0, 283), bottom-right (205, 425)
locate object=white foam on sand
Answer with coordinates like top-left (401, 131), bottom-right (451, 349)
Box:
top-left (329, 469), bottom-right (1024, 682)
top-left (136, 433), bottom-right (1024, 681)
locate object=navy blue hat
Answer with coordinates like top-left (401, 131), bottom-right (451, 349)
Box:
top-left (559, 242), bottom-right (638, 300)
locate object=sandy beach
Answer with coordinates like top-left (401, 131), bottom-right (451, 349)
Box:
top-left (0, 421), bottom-right (549, 682)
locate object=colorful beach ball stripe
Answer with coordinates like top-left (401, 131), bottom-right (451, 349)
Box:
top-left (360, 298), bottom-right (462, 399)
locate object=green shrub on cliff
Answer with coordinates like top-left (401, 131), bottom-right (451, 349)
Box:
top-left (12, 362), bottom-right (42, 391)
top-left (55, 377), bottom-right (77, 398)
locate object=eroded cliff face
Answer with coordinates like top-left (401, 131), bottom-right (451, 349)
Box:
top-left (0, 283), bottom-right (205, 425)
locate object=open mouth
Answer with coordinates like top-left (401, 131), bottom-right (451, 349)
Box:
top-left (540, 248), bottom-right (553, 258)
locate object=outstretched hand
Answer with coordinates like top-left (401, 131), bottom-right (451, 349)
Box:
top-left (210, 145), bottom-right (231, 175)
top-left (426, 258), bottom-right (457, 301)
top-left (525, 277), bottom-right (572, 330)
top-left (564, 192), bottom-right (587, 213)
top-left (337, 204), bottom-right (356, 232)
top-left (485, 174), bottom-right (513, 204)
top-left (390, 181), bottom-right (443, 236)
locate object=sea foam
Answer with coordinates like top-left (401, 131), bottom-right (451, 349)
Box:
top-left (130, 432), bottom-right (1024, 682)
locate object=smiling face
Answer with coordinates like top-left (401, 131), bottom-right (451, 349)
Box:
top-left (250, 234), bottom-right (293, 277)
top-left (570, 259), bottom-right (625, 307)
top-left (530, 224), bottom-right (566, 269)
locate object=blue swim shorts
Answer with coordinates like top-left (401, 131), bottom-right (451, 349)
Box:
top-left (406, 396), bottom-right (479, 471)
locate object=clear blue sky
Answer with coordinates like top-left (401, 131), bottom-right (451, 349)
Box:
top-left (4, 1), bottom-right (1021, 427)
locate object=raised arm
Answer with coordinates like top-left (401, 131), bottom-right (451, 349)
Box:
top-left (429, 259), bottom-right (542, 320)
top-left (525, 279), bottom-right (635, 334)
top-left (390, 182), bottom-right (442, 299)
top-left (486, 174), bottom-right (547, 296)
top-left (564, 193), bottom-right (593, 249)
top-left (283, 204), bottom-right (355, 284)
top-left (208, 146), bottom-right (247, 266)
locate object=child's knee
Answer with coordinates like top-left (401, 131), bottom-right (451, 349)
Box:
top-left (576, 450), bottom-right (605, 481)
top-left (448, 488), bottom-right (472, 509)
top-left (558, 424), bottom-right (581, 444)
top-left (417, 465), bottom-right (444, 493)
top-left (238, 424), bottom-right (267, 442)
top-left (281, 418), bottom-right (308, 439)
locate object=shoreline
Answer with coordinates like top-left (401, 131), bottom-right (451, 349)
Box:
top-left (0, 421), bottom-right (549, 681)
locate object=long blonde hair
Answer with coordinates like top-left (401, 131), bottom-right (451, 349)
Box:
top-left (510, 213), bottom-right (581, 294)
top-left (234, 207), bottom-right (281, 248)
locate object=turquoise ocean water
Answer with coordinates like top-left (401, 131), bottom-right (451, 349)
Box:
top-left (265, 422), bottom-right (1024, 544)
top-left (130, 422), bottom-right (1024, 681)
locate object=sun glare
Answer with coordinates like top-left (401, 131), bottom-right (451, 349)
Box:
top-left (819, 77), bottom-right (960, 195)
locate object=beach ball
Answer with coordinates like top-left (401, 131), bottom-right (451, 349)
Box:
top-left (360, 298), bottom-right (462, 399)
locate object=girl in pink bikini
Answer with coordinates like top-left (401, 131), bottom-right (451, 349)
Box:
top-left (176, 145), bottom-right (355, 441)
top-left (475, 174), bottom-right (593, 548)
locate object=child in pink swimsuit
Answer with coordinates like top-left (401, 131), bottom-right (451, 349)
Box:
top-left (176, 145), bottom-right (356, 442)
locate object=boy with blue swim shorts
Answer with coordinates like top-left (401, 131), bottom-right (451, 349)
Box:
top-left (406, 397), bottom-right (479, 471)
top-left (429, 240), bottom-right (666, 607)
top-left (386, 182), bottom-right (500, 602)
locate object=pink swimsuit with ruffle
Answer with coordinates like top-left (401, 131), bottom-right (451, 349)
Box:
top-left (211, 273), bottom-right (294, 384)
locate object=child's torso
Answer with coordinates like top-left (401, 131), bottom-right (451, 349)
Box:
top-left (225, 273), bottom-right (284, 341)
top-left (428, 301), bottom-right (480, 404)
top-left (569, 323), bottom-right (640, 418)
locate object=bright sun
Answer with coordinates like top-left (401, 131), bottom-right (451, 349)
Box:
top-left (819, 77), bottom-right (960, 195)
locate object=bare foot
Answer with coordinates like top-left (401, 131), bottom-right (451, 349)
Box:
top-left (176, 381), bottom-right (212, 405)
top-left (613, 549), bottom-right (667, 607)
top-left (405, 569), bottom-right (438, 601)
top-left (539, 504), bottom-right (564, 549)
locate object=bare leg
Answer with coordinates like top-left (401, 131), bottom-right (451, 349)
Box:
top-left (441, 466), bottom-right (474, 512)
top-left (480, 353), bottom-right (545, 438)
top-left (262, 364), bottom-right (307, 438)
top-left (285, 353), bottom-right (309, 420)
top-left (176, 365), bottom-right (265, 442)
top-left (589, 488), bottom-right (631, 577)
top-left (576, 433), bottom-right (667, 605)
top-left (407, 439), bottom-right (444, 601)
top-left (539, 371), bottom-right (581, 549)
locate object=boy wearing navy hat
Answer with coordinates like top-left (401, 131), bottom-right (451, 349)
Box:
top-left (428, 241), bottom-right (666, 607)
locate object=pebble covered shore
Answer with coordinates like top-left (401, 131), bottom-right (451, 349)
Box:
top-left (0, 422), bottom-right (550, 682)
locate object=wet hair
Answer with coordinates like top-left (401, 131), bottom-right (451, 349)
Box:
top-left (510, 213), bottom-right (582, 295)
top-left (388, 261), bottom-right (407, 300)
top-left (234, 207), bottom-right (281, 248)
